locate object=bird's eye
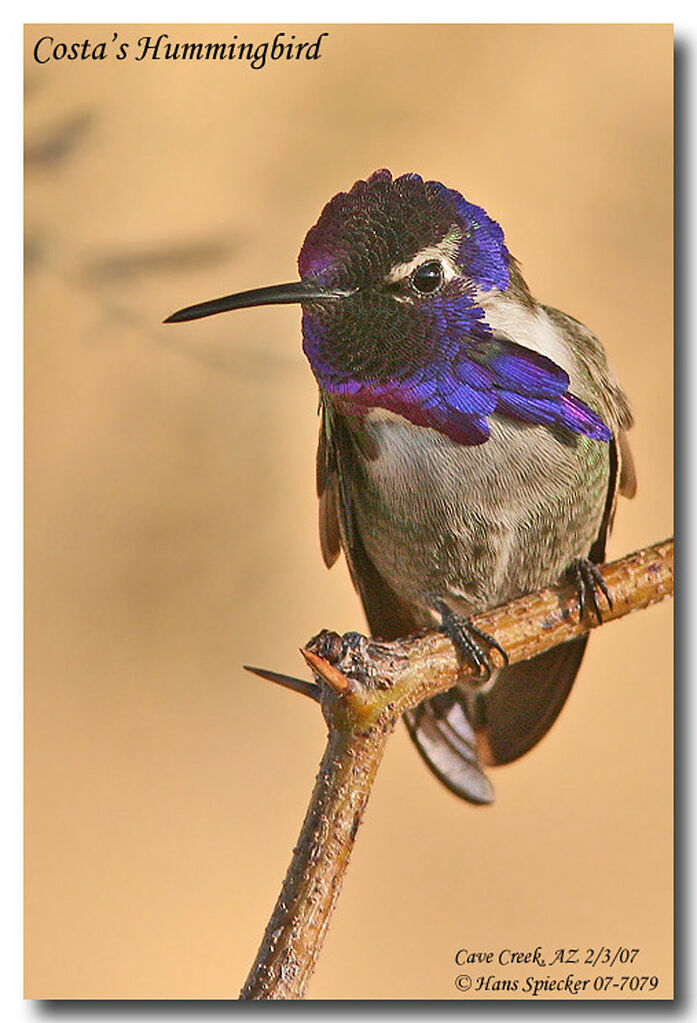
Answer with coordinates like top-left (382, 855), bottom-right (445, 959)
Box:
top-left (410, 260), bottom-right (444, 295)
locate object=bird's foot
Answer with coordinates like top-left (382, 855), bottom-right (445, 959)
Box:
top-left (568, 557), bottom-right (613, 624)
top-left (432, 598), bottom-right (509, 685)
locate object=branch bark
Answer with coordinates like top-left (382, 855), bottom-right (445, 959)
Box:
top-left (240, 537), bottom-right (673, 1000)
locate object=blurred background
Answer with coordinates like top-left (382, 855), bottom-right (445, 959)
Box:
top-left (25, 24), bottom-right (672, 1000)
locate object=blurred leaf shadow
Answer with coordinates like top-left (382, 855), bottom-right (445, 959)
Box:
top-left (81, 238), bottom-right (239, 284)
top-left (24, 109), bottom-right (94, 170)
top-left (24, 80), bottom-right (294, 386)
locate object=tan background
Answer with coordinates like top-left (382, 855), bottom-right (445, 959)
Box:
top-left (25, 24), bottom-right (673, 1000)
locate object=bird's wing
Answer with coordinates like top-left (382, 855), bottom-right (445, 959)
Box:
top-left (619, 428), bottom-right (637, 498)
top-left (316, 408), bottom-right (341, 569)
top-left (470, 636), bottom-right (590, 767)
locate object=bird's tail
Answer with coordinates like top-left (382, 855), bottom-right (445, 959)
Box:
top-left (403, 636), bottom-right (588, 804)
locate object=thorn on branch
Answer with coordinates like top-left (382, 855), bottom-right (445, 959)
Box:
top-left (243, 664), bottom-right (321, 703)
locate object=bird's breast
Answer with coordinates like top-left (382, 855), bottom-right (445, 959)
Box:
top-left (345, 408), bottom-right (609, 623)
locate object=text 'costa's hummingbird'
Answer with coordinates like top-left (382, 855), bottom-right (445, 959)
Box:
top-left (166, 169), bottom-right (636, 804)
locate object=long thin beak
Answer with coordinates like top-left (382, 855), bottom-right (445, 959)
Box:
top-left (164, 280), bottom-right (352, 324)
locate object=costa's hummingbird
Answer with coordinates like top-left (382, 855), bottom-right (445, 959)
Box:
top-left (166, 170), bottom-right (636, 804)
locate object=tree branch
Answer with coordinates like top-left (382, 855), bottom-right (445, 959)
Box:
top-left (240, 538), bottom-right (673, 1000)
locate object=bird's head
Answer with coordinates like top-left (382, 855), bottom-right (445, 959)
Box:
top-left (295, 169), bottom-right (518, 387)
top-left (165, 171), bottom-right (610, 446)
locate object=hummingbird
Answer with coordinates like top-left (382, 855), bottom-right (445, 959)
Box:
top-left (165, 169), bottom-right (636, 804)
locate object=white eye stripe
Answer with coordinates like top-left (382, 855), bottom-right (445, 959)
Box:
top-left (385, 244), bottom-right (460, 286)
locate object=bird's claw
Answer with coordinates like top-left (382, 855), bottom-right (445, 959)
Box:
top-left (568, 557), bottom-right (613, 624)
top-left (433, 599), bottom-right (509, 685)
